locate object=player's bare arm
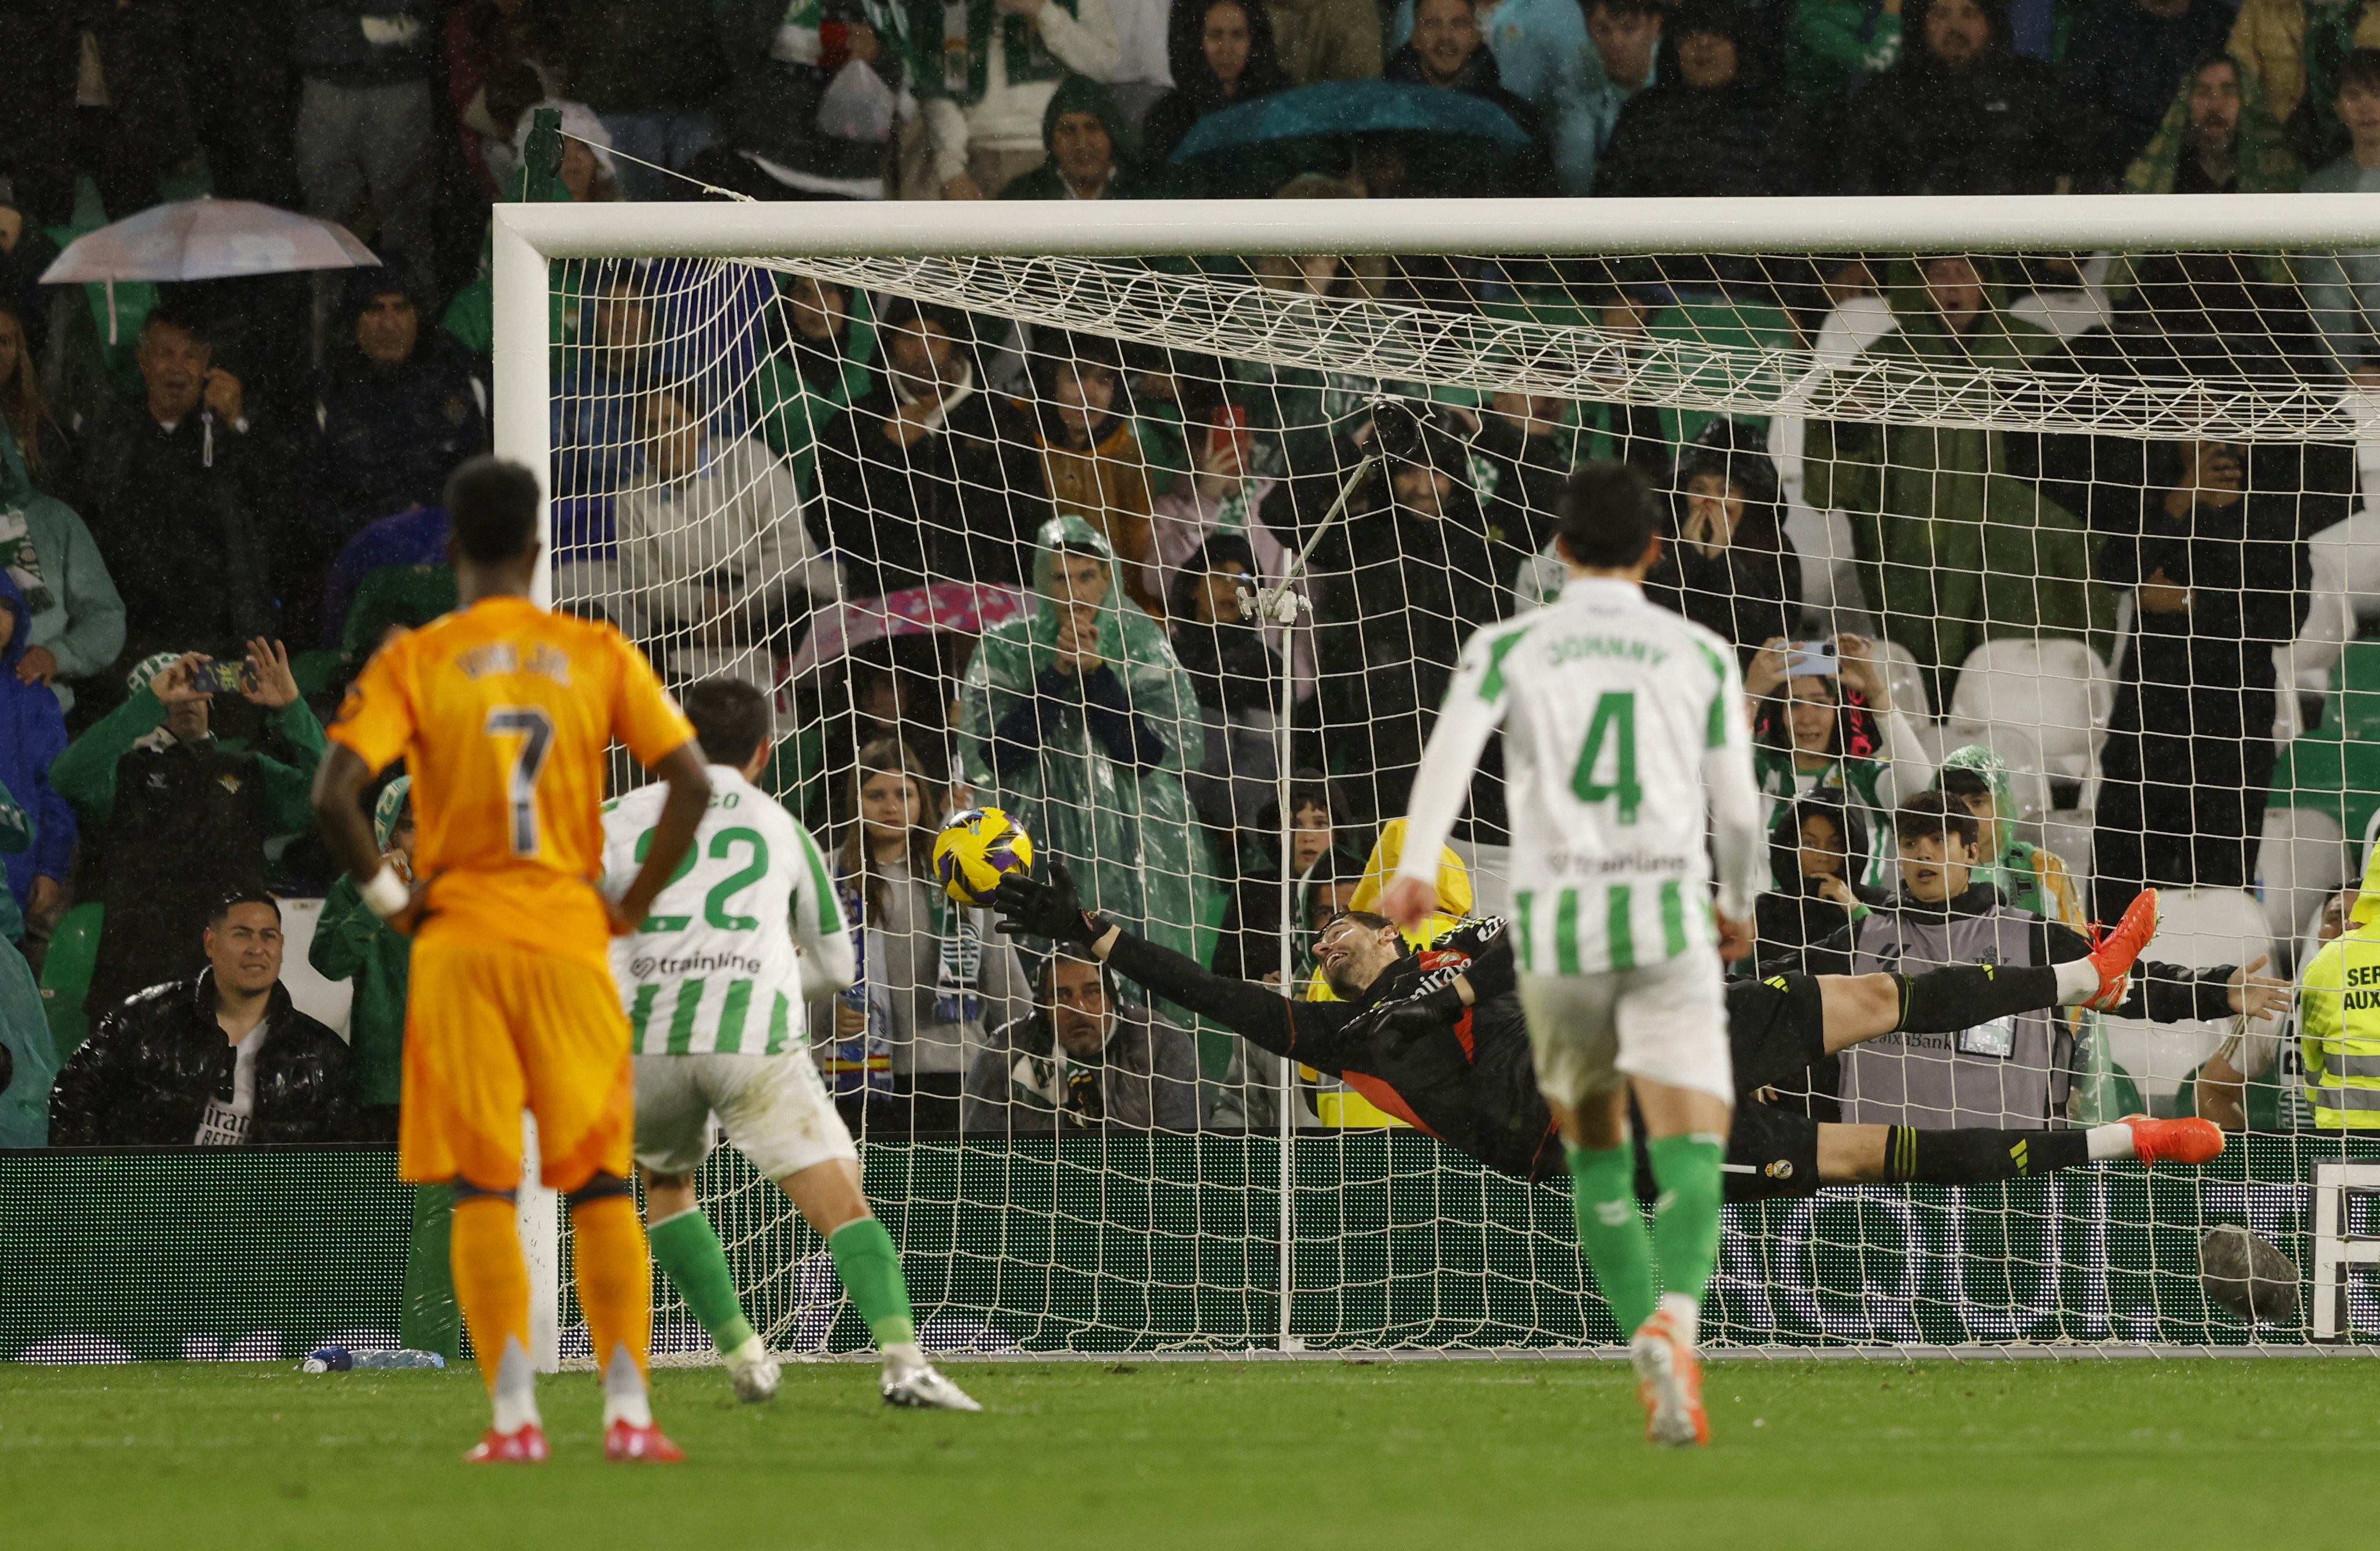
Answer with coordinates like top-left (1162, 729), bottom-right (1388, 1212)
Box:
top-left (605, 740), bottom-right (712, 935)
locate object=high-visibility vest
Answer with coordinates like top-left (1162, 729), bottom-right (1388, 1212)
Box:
top-left (2294, 925), bottom-right (2380, 1129)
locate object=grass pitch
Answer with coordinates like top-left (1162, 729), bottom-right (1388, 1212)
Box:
top-left (2, 1357), bottom-right (2370, 1550)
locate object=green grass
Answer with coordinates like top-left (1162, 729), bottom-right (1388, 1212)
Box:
top-left (1, 1358), bottom-right (2371, 1550)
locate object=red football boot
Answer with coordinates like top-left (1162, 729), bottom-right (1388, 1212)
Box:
top-left (462, 1423), bottom-right (548, 1464)
top-left (2083, 889), bottom-right (2161, 1011)
top-left (2123, 1114), bottom-right (2226, 1166)
top-left (603, 1419), bottom-right (685, 1462)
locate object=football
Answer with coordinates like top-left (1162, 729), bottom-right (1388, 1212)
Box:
top-left (932, 808), bottom-right (1035, 905)
top-left (2198, 1225), bottom-right (2300, 1322)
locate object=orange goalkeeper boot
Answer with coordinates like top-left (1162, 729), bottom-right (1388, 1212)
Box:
top-left (2082, 889), bottom-right (2161, 1011)
top-left (1629, 1310), bottom-right (1710, 1448)
top-left (603, 1418), bottom-right (684, 1462)
top-left (2123, 1114), bottom-right (2225, 1166)
top-left (462, 1423), bottom-right (548, 1464)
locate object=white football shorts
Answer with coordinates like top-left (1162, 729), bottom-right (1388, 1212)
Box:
top-left (633, 1051), bottom-right (859, 1181)
top-left (1518, 951), bottom-right (1734, 1108)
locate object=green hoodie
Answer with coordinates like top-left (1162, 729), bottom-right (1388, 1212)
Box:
top-left (1806, 260), bottom-right (2118, 708)
top-left (960, 515), bottom-right (1213, 970)
top-left (308, 777), bottom-right (412, 1107)
top-left (1933, 743), bottom-right (2084, 928)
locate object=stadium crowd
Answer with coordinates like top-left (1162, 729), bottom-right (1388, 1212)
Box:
top-left (3, 0), bottom-right (2380, 1152)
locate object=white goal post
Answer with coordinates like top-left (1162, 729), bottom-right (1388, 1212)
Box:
top-left (490, 195), bottom-right (2380, 1368)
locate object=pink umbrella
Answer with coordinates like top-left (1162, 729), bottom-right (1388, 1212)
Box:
top-left (40, 197), bottom-right (379, 340)
top-left (783, 581), bottom-right (1035, 682)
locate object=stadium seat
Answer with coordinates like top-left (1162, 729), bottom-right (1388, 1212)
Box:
top-left (1944, 638), bottom-right (2113, 785)
top-left (39, 901), bottom-right (102, 1059)
top-left (2256, 807), bottom-right (2347, 959)
top-left (273, 897), bottom-right (353, 1037)
top-left (2097, 887), bottom-right (2271, 1109)
top-left (1871, 636), bottom-right (1932, 721)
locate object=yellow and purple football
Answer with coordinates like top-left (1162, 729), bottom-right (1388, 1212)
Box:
top-left (931, 808), bottom-right (1035, 906)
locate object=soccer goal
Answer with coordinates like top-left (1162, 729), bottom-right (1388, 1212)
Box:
top-left (494, 194), bottom-right (2380, 1365)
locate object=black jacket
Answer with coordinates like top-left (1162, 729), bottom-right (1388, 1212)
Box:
top-left (311, 273), bottom-right (489, 530)
top-left (80, 395), bottom-right (278, 654)
top-left (50, 972), bottom-right (358, 1146)
top-left (1592, 73), bottom-right (1810, 199)
top-left (2061, 0), bottom-right (2234, 187)
top-left (1107, 915), bottom-right (1561, 1180)
top-left (1837, 10), bottom-right (2077, 196)
top-left (809, 379), bottom-right (1048, 600)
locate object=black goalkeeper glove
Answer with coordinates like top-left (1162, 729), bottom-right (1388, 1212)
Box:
top-left (991, 861), bottom-right (1106, 948)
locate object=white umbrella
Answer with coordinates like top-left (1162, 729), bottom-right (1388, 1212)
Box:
top-left (39, 196), bottom-right (380, 341)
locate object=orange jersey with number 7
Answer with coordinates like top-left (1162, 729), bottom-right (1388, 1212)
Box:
top-left (327, 595), bottom-right (696, 972)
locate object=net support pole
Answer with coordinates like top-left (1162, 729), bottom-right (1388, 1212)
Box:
top-left (492, 209), bottom-right (555, 609)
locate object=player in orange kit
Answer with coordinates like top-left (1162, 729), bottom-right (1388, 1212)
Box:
top-left (311, 457), bottom-right (713, 1464)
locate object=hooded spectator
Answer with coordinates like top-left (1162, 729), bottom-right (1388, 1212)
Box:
top-left (959, 515), bottom-right (1211, 974)
top-left (1837, 0), bottom-right (2080, 194)
top-left (1003, 74), bottom-right (1148, 198)
top-left (309, 266), bottom-right (490, 546)
top-left (1596, 0), bottom-right (1810, 200)
top-left (1265, 399), bottom-right (1505, 830)
top-left (2120, 51), bottom-right (2301, 194)
top-left (0, 420), bottom-right (124, 717)
top-left (1384, 0), bottom-right (1556, 196)
top-left (293, 2), bottom-right (440, 282)
top-left (50, 642), bottom-right (326, 1025)
top-left (1266, 0), bottom-right (1384, 82)
top-left (746, 274), bottom-right (878, 500)
top-left (810, 299), bottom-right (1051, 600)
top-left (1933, 744), bottom-right (2084, 927)
top-left (1642, 417), bottom-right (1803, 663)
top-left (79, 304), bottom-right (278, 669)
top-left (1008, 331), bottom-right (1164, 614)
top-left (2227, 0), bottom-right (2380, 165)
top-left (1804, 257), bottom-right (2111, 710)
top-left (1754, 792), bottom-right (1877, 975)
top-left (1143, 0), bottom-right (1296, 166)
top-left (0, 570), bottom-right (72, 935)
top-left (2065, 0), bottom-right (2239, 187)
top-left (1167, 531), bottom-right (1282, 831)
top-left (918, 0), bottom-right (1124, 199)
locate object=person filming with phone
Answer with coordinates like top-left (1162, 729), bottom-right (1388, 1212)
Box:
top-left (1743, 632), bottom-right (1935, 892)
top-left (49, 638), bottom-right (325, 1024)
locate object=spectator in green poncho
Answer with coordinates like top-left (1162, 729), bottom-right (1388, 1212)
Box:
top-left (960, 515), bottom-right (1211, 971)
top-left (1804, 256), bottom-right (2116, 712)
top-left (1932, 743), bottom-right (2086, 929)
top-left (308, 776), bottom-right (415, 1137)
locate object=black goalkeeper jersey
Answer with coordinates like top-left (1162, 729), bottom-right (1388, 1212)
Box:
top-left (1105, 918), bottom-right (1562, 1181)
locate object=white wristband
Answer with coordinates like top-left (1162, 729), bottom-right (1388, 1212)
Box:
top-left (360, 864), bottom-right (411, 920)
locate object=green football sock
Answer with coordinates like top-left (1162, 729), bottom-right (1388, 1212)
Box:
top-left (1566, 1144), bottom-right (1657, 1337)
top-left (647, 1209), bottom-right (757, 1354)
top-left (828, 1216), bottom-right (916, 1349)
top-left (1645, 1132), bottom-right (1726, 1305)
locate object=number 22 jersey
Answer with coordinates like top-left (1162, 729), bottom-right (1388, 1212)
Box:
top-left (327, 595), bottom-right (696, 972)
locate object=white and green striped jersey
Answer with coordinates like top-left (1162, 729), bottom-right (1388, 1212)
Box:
top-left (1395, 575), bottom-right (1765, 976)
top-left (600, 765), bottom-right (855, 1056)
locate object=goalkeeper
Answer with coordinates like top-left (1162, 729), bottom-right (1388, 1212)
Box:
top-left (600, 679), bottom-right (978, 1412)
top-left (992, 867), bottom-right (2241, 1196)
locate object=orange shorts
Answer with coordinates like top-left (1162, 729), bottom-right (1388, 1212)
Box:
top-left (400, 933), bottom-right (633, 1193)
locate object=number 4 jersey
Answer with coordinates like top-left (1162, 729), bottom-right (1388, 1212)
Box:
top-left (1396, 576), bottom-right (1766, 977)
top-left (599, 766), bottom-right (854, 1056)
top-left (328, 595), bottom-right (696, 973)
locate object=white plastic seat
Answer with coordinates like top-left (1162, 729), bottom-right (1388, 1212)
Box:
top-left (2254, 807), bottom-right (2346, 954)
top-left (1871, 636), bottom-right (1932, 721)
top-left (2098, 887), bottom-right (2272, 1103)
top-left (1946, 638), bottom-right (2113, 784)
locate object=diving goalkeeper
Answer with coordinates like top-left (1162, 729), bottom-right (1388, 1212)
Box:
top-left (992, 869), bottom-right (2258, 1195)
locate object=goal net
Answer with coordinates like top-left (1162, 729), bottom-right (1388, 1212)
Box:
top-left (509, 200), bottom-right (2380, 1356)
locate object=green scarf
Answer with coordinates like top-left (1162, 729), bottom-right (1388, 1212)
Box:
top-left (944, 0), bottom-right (1081, 106)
